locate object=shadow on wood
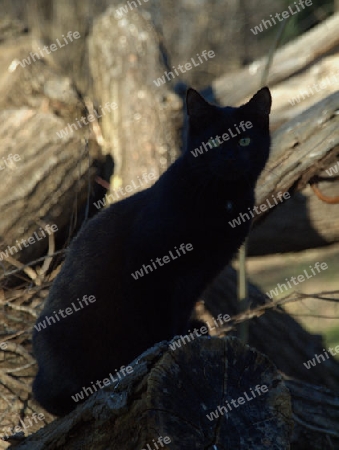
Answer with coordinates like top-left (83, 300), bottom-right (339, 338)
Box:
top-left (9, 337), bottom-right (292, 450)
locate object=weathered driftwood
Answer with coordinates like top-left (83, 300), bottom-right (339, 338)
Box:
top-left (0, 16), bottom-right (27, 41)
top-left (0, 27), bottom-right (104, 268)
top-left (269, 54), bottom-right (339, 130)
top-left (88, 6), bottom-right (183, 201)
top-left (248, 182), bottom-right (339, 255)
top-left (1, 11), bottom-right (339, 262)
top-left (244, 89), bottom-right (339, 254)
top-left (0, 109), bottom-right (93, 269)
top-left (211, 12), bottom-right (339, 107)
top-left (9, 337), bottom-right (293, 450)
top-left (24, 0), bottom-right (111, 94)
top-left (9, 332), bottom-right (339, 449)
top-left (1, 8), bottom-right (338, 449)
top-left (199, 267), bottom-right (339, 448)
top-left (252, 90), bottom-right (339, 222)
top-left (286, 379), bottom-right (339, 449)
top-left (6, 266), bottom-right (339, 449)
top-left (202, 266), bottom-right (339, 393)
top-left (0, 29), bottom-right (84, 124)
top-left (231, 89), bottom-right (339, 254)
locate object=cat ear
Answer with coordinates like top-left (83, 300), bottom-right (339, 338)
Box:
top-left (186, 88), bottom-right (214, 119)
top-left (245, 87), bottom-right (272, 115)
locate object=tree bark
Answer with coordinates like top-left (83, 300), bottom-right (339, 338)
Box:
top-left (201, 266), bottom-right (339, 393)
top-left (0, 9), bottom-right (183, 267)
top-left (9, 338), bottom-right (293, 450)
top-left (2, 10), bottom-right (339, 260)
top-left (286, 379), bottom-right (339, 449)
top-left (0, 108), bottom-right (93, 268)
top-left (0, 27), bottom-right (104, 269)
top-left (25, 0), bottom-right (111, 94)
top-left (249, 89), bottom-right (339, 234)
top-left (267, 54), bottom-right (339, 131)
top-left (88, 6), bottom-right (183, 201)
top-left (9, 331), bottom-right (339, 449)
top-left (248, 182), bottom-right (339, 255)
top-left (210, 12), bottom-right (339, 107)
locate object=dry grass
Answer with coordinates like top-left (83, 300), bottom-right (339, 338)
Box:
top-left (0, 251), bottom-right (62, 448)
top-left (0, 241), bottom-right (338, 447)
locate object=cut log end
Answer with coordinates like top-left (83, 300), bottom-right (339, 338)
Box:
top-left (11, 337), bottom-right (292, 450)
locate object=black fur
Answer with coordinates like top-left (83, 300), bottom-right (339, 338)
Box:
top-left (32, 87), bottom-right (271, 416)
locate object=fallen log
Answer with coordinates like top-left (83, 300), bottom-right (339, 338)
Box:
top-left (286, 379), bottom-right (339, 449)
top-left (88, 6), bottom-right (183, 200)
top-left (201, 265), bottom-right (339, 392)
top-left (269, 54), bottom-right (339, 130)
top-left (8, 337), bottom-right (293, 450)
top-left (0, 8), bottom-right (338, 450)
top-left (2, 11), bottom-right (339, 261)
top-left (9, 333), bottom-right (339, 449)
top-left (211, 12), bottom-right (339, 107)
top-left (0, 109), bottom-right (93, 270)
top-left (248, 182), bottom-right (339, 255)
top-left (0, 23), bottom-right (105, 271)
top-left (244, 90), bottom-right (339, 254)
top-left (252, 91), bottom-right (339, 224)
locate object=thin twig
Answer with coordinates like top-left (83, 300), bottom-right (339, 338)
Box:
top-left (0, 250), bottom-right (65, 280)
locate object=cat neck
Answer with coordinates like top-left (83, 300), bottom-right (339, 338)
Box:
top-left (157, 153), bottom-right (254, 212)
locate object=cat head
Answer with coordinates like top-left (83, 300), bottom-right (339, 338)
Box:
top-left (185, 87), bottom-right (271, 184)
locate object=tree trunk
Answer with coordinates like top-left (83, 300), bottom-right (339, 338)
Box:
top-left (0, 9), bottom-right (183, 268)
top-left (210, 12), bottom-right (339, 107)
top-left (244, 89), bottom-right (339, 255)
top-left (247, 90), bottom-right (339, 254)
top-left (25, 0), bottom-right (111, 94)
top-left (0, 25), bottom-right (104, 270)
top-left (9, 318), bottom-right (339, 449)
top-left (2, 10), bottom-right (339, 261)
top-left (88, 6), bottom-right (183, 201)
top-left (0, 107), bottom-right (94, 270)
top-left (201, 266), bottom-right (339, 392)
top-left (248, 182), bottom-right (339, 255)
top-left (9, 337), bottom-right (293, 450)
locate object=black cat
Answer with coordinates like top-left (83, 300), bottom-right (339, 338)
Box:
top-left (32, 87), bottom-right (271, 416)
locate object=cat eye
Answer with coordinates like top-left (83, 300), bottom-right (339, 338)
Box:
top-left (207, 137), bottom-right (221, 148)
top-left (238, 137), bottom-right (251, 147)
